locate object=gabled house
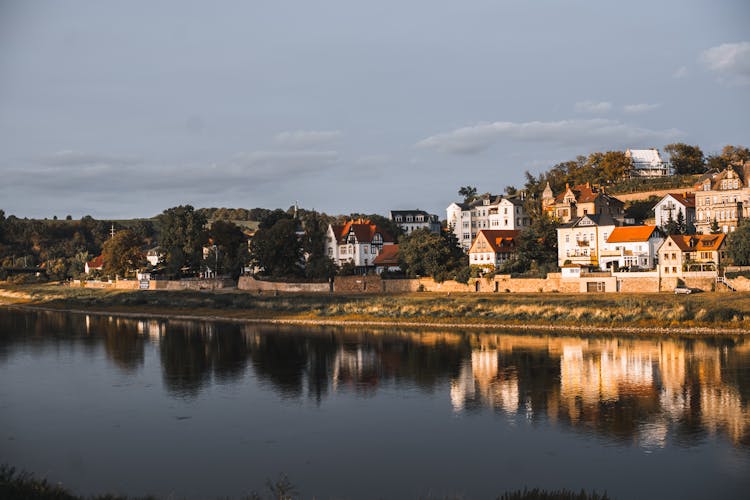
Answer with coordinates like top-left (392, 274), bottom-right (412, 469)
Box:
top-left (693, 163), bottom-right (750, 234)
top-left (543, 182), bottom-right (624, 223)
top-left (468, 230), bottom-right (520, 271)
top-left (446, 193), bottom-right (531, 251)
top-left (390, 210), bottom-right (441, 235)
top-left (653, 193), bottom-right (696, 230)
top-left (85, 255), bottom-right (104, 274)
top-left (626, 148), bottom-right (671, 177)
top-left (373, 244), bottom-right (401, 274)
top-left (325, 219), bottom-right (395, 273)
top-left (599, 225), bottom-right (664, 270)
top-left (658, 234), bottom-right (727, 276)
top-left (556, 214), bottom-right (618, 269)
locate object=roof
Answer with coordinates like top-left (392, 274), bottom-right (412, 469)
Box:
top-left (627, 148), bottom-right (665, 167)
top-left (469, 230), bottom-right (521, 253)
top-left (373, 244), bottom-right (400, 266)
top-left (559, 214), bottom-right (618, 229)
top-left (607, 226), bottom-right (659, 243)
top-left (390, 210), bottom-right (438, 221)
top-left (554, 183), bottom-right (623, 206)
top-left (665, 234), bottom-right (726, 252)
top-left (86, 255), bottom-right (104, 269)
top-left (331, 219), bottom-right (394, 245)
top-left (662, 192), bottom-right (695, 208)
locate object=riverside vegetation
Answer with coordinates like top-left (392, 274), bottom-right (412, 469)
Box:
top-left (1, 283), bottom-right (749, 333)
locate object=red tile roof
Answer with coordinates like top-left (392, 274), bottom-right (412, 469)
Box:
top-left (86, 255), bottom-right (104, 269)
top-left (607, 226), bottom-right (659, 243)
top-left (373, 244), bottom-right (399, 266)
top-left (332, 219), bottom-right (394, 244)
top-left (554, 183), bottom-right (623, 205)
top-left (470, 230), bottom-right (520, 254)
top-left (666, 234), bottom-right (726, 252)
top-left (665, 192), bottom-right (695, 208)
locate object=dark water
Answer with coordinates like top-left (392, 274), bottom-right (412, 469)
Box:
top-left (1, 309), bottom-right (749, 499)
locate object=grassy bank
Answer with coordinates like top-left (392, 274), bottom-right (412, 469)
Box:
top-left (1, 283), bottom-right (749, 333)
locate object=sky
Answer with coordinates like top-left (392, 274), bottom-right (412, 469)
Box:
top-left (1, 0), bottom-right (749, 219)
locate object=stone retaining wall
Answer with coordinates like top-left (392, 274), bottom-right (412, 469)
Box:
top-left (238, 275), bottom-right (330, 293)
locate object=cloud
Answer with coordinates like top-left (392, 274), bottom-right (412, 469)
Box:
top-left (355, 154), bottom-right (390, 167)
top-left (415, 119), bottom-right (682, 155)
top-left (699, 41), bottom-right (750, 85)
top-left (36, 150), bottom-right (140, 167)
top-left (623, 103), bottom-right (661, 114)
top-left (274, 130), bottom-right (342, 148)
top-left (574, 101), bottom-right (612, 114)
top-left (672, 66), bottom-right (688, 79)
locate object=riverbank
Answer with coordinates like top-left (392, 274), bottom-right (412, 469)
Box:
top-left (1, 283), bottom-right (749, 335)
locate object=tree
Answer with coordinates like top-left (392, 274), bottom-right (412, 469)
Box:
top-left (398, 228), bottom-right (467, 282)
top-left (664, 143), bottom-right (705, 175)
top-left (727, 219), bottom-right (750, 265)
top-left (710, 217), bottom-right (722, 234)
top-left (158, 205), bottom-right (208, 277)
top-left (585, 151), bottom-right (632, 183)
top-left (624, 196), bottom-right (659, 223)
top-left (301, 211), bottom-right (336, 280)
top-left (503, 214), bottom-right (559, 276)
top-left (101, 230), bottom-right (145, 278)
top-left (206, 220), bottom-right (248, 280)
top-left (249, 218), bottom-right (303, 277)
top-left (720, 144), bottom-right (750, 166)
top-left (458, 186), bottom-right (478, 203)
top-left (676, 209), bottom-right (686, 234)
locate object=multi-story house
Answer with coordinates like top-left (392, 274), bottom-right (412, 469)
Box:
top-left (625, 148), bottom-right (671, 177)
top-left (556, 214), bottom-right (618, 269)
top-left (390, 210), bottom-right (441, 235)
top-left (658, 234), bottom-right (727, 276)
top-left (542, 182), bottom-right (625, 224)
top-left (599, 226), bottom-right (664, 270)
top-left (467, 230), bottom-right (520, 271)
top-left (653, 193), bottom-right (696, 230)
top-left (694, 164), bottom-right (750, 234)
top-left (325, 219), bottom-right (394, 273)
top-left (447, 193), bottom-right (531, 251)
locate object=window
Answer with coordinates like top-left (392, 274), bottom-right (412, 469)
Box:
top-left (565, 234), bottom-right (570, 243)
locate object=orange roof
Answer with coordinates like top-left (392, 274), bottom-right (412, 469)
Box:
top-left (332, 219), bottom-right (394, 244)
top-left (554, 183), bottom-right (623, 205)
top-left (607, 226), bottom-right (658, 243)
top-left (665, 192), bottom-right (695, 208)
top-left (86, 255), bottom-right (104, 269)
top-left (373, 244), bottom-right (399, 266)
top-left (666, 234), bottom-right (726, 252)
top-left (469, 230), bottom-right (520, 253)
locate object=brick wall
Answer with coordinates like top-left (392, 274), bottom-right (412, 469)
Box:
top-left (238, 275), bottom-right (330, 293)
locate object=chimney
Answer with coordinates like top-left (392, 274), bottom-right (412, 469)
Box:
top-left (565, 182), bottom-right (569, 189)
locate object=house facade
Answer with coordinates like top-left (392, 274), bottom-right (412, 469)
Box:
top-left (373, 244), bottom-right (400, 274)
top-left (556, 214), bottom-right (617, 269)
top-left (653, 193), bottom-right (696, 230)
top-left (390, 210), bottom-right (440, 235)
top-left (325, 219), bottom-right (394, 273)
top-left (543, 182), bottom-right (625, 224)
top-left (468, 230), bottom-right (520, 271)
top-left (447, 193), bottom-right (531, 251)
top-left (626, 148), bottom-right (671, 177)
top-left (85, 255), bottom-right (104, 274)
top-left (657, 234), bottom-right (727, 276)
top-left (693, 164), bottom-right (750, 234)
top-left (599, 226), bottom-right (664, 270)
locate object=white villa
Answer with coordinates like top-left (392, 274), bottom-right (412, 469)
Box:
top-left (325, 219), bottom-right (395, 273)
top-left (599, 225), bottom-right (664, 270)
top-left (556, 214), bottom-right (618, 269)
top-left (390, 210), bottom-right (441, 235)
top-left (653, 193), bottom-right (696, 230)
top-left (447, 193), bottom-right (531, 251)
top-left (626, 148), bottom-right (671, 177)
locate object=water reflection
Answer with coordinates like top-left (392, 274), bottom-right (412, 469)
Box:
top-left (1, 309), bottom-right (749, 449)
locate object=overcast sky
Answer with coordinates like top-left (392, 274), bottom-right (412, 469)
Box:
top-left (1, 0), bottom-right (749, 219)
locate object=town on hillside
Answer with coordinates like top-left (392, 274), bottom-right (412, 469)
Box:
top-left (1, 144), bottom-right (750, 294)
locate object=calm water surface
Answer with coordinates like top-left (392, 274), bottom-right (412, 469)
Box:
top-left (1, 308), bottom-right (749, 499)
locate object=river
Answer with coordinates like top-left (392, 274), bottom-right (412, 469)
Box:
top-left (1, 308), bottom-right (749, 499)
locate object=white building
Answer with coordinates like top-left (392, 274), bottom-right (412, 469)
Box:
top-left (390, 210), bottom-right (441, 235)
top-left (626, 148), bottom-right (671, 177)
top-left (447, 193), bottom-right (531, 251)
top-left (556, 214), bottom-right (618, 269)
top-left (325, 219), bottom-right (395, 273)
top-left (653, 193), bottom-right (696, 230)
top-left (599, 226), bottom-right (664, 270)
top-left (467, 230), bottom-right (520, 271)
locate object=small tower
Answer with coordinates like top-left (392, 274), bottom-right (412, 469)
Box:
top-left (542, 182), bottom-right (554, 208)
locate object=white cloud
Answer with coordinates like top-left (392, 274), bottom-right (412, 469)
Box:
top-left (699, 41), bottom-right (750, 85)
top-left (37, 150), bottom-right (140, 167)
top-left (623, 103), bottom-right (661, 114)
top-left (355, 154), bottom-right (390, 167)
top-left (274, 130), bottom-right (342, 148)
top-left (574, 101), bottom-right (612, 114)
top-left (672, 66), bottom-right (688, 79)
top-left (415, 119), bottom-right (682, 155)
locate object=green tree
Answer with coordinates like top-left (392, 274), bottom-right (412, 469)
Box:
top-left (727, 219), bottom-right (750, 265)
top-left (503, 214), bottom-right (559, 276)
top-left (720, 144), bottom-right (750, 166)
top-left (458, 186), bottom-right (478, 203)
top-left (158, 205), bottom-right (208, 277)
top-left (624, 196), bottom-right (659, 223)
top-left (664, 143), bottom-right (705, 175)
top-left (249, 218), bottom-right (303, 277)
top-left (710, 217), bottom-right (722, 234)
top-left (301, 211), bottom-right (336, 280)
top-left (101, 229), bottom-right (145, 278)
top-left (676, 209), bottom-right (686, 234)
top-left (206, 220), bottom-right (248, 280)
top-left (398, 228), bottom-right (467, 282)
top-left (586, 151), bottom-right (632, 183)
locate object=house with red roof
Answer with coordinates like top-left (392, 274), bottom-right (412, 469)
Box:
top-left (542, 182), bottom-right (624, 224)
top-left (84, 255), bottom-right (104, 274)
top-left (599, 225), bottom-right (664, 270)
top-left (468, 230), bottom-right (520, 271)
top-left (657, 234), bottom-right (727, 276)
top-left (325, 219), bottom-right (395, 273)
top-left (653, 192), bottom-right (696, 230)
top-left (372, 244), bottom-right (401, 274)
